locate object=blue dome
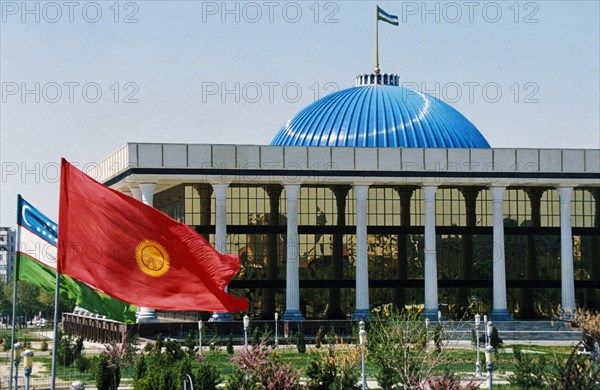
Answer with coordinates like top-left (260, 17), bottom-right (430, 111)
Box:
top-left (271, 83), bottom-right (490, 148)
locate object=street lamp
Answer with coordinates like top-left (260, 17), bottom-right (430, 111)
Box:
top-left (483, 315), bottom-right (488, 345)
top-left (485, 345), bottom-right (495, 390)
top-left (13, 342), bottom-right (22, 390)
top-left (474, 314), bottom-right (482, 378)
top-left (23, 350), bottom-right (33, 390)
top-left (486, 321), bottom-right (495, 390)
top-left (243, 315), bottom-right (250, 350)
top-left (243, 315), bottom-right (250, 380)
top-left (274, 312), bottom-right (279, 348)
top-left (425, 318), bottom-right (430, 352)
top-left (198, 320), bottom-right (203, 355)
top-left (359, 320), bottom-right (367, 390)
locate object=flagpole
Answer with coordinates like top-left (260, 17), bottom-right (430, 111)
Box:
top-left (8, 220), bottom-right (21, 390)
top-left (50, 271), bottom-right (60, 390)
top-left (375, 4), bottom-right (380, 74)
top-left (10, 197), bottom-right (23, 390)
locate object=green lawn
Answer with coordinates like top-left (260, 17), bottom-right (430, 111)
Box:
top-left (0, 329), bottom-right (579, 389)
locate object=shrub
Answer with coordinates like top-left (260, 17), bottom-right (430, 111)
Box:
top-left (296, 328), bottom-right (306, 353)
top-left (306, 340), bottom-right (361, 390)
top-left (75, 337), bottom-right (84, 356)
top-left (261, 324), bottom-right (274, 347)
top-left (75, 356), bottom-right (91, 372)
top-left (507, 346), bottom-right (546, 388)
top-left (489, 325), bottom-right (502, 349)
top-left (40, 340), bottom-right (48, 351)
top-left (228, 341), bottom-right (302, 390)
top-left (574, 309), bottom-right (600, 354)
top-left (95, 353), bottom-right (120, 390)
top-left (226, 333), bottom-right (234, 355)
top-left (195, 356), bottom-right (221, 390)
top-left (306, 349), bottom-right (336, 389)
top-left (315, 325), bottom-right (325, 349)
top-left (134, 353), bottom-right (193, 390)
top-left (368, 306), bottom-right (462, 389)
top-left (183, 330), bottom-right (197, 351)
top-left (57, 332), bottom-right (78, 367)
top-left (418, 371), bottom-right (478, 390)
top-left (540, 347), bottom-right (600, 390)
top-left (2, 335), bottom-right (10, 352)
top-left (433, 323), bottom-right (444, 352)
top-left (252, 326), bottom-right (261, 347)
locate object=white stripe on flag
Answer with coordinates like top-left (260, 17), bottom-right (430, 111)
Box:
top-left (18, 226), bottom-right (58, 269)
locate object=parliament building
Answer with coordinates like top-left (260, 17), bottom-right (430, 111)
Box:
top-left (96, 73), bottom-right (600, 321)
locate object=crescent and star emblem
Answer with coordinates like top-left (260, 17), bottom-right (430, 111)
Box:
top-left (135, 239), bottom-right (170, 278)
top-left (22, 204), bottom-right (33, 226)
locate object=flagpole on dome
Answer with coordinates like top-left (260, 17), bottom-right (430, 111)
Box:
top-left (375, 4), bottom-right (380, 75)
top-left (8, 195), bottom-right (22, 390)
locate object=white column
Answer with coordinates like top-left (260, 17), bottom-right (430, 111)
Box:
top-left (212, 183), bottom-right (229, 254)
top-left (211, 183), bottom-right (233, 321)
top-left (130, 187), bottom-right (142, 202)
top-left (135, 183), bottom-right (159, 323)
top-left (422, 186), bottom-right (439, 320)
top-left (352, 185), bottom-right (370, 319)
top-left (558, 187), bottom-right (576, 317)
top-left (282, 184), bottom-right (304, 320)
top-left (491, 187), bottom-right (513, 321)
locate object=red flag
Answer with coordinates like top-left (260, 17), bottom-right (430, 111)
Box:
top-left (57, 159), bottom-right (248, 312)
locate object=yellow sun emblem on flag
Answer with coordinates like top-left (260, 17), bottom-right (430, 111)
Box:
top-left (135, 239), bottom-right (170, 278)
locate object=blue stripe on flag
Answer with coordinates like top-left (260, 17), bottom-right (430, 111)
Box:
top-left (17, 195), bottom-right (58, 245)
top-left (378, 7), bottom-right (398, 22)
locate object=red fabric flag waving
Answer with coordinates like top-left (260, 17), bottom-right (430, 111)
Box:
top-left (57, 159), bottom-right (248, 312)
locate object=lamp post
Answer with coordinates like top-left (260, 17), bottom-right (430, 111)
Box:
top-left (485, 345), bottom-right (495, 390)
top-left (483, 315), bottom-right (488, 345)
top-left (425, 318), bottom-right (430, 352)
top-left (359, 320), bottom-right (367, 389)
top-left (243, 315), bottom-right (249, 351)
top-left (274, 312), bottom-right (279, 348)
top-left (13, 342), bottom-right (22, 390)
top-left (486, 321), bottom-right (495, 390)
top-left (475, 314), bottom-right (482, 378)
top-left (243, 315), bottom-right (250, 380)
top-left (23, 350), bottom-right (33, 390)
top-left (198, 320), bottom-right (203, 355)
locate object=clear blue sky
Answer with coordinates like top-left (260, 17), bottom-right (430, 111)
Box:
top-left (1, 0), bottom-right (599, 225)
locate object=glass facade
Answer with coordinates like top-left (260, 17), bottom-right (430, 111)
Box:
top-left (154, 184), bottom-right (599, 319)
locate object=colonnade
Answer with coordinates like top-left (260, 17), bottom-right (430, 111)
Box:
top-left (129, 182), bottom-right (580, 322)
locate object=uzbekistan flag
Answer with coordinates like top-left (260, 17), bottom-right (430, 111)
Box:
top-left (16, 195), bottom-right (137, 323)
top-left (57, 159), bottom-right (249, 312)
top-left (377, 6), bottom-right (399, 26)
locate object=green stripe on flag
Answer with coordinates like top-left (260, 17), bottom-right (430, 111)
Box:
top-left (17, 253), bottom-right (137, 324)
top-left (377, 7), bottom-right (399, 26)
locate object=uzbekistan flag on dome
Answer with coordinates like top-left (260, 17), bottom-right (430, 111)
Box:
top-left (377, 6), bottom-right (399, 26)
top-left (16, 195), bottom-right (137, 323)
top-left (57, 159), bottom-right (248, 312)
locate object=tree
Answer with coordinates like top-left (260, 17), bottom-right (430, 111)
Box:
top-left (368, 305), bottom-right (462, 389)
